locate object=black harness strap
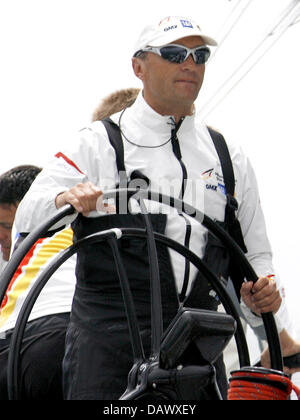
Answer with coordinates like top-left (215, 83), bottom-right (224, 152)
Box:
top-left (102, 118), bottom-right (150, 187)
top-left (208, 127), bottom-right (248, 299)
top-left (102, 118), bottom-right (127, 186)
top-left (208, 128), bottom-right (235, 197)
top-left (101, 118), bottom-right (248, 299)
top-left (208, 127), bottom-right (247, 254)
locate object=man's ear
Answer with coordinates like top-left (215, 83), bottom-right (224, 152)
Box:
top-left (132, 57), bottom-right (146, 82)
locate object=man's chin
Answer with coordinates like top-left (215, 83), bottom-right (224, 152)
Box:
top-left (174, 86), bottom-right (199, 105)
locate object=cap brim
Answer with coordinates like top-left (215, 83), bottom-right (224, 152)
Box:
top-left (199, 35), bottom-right (218, 47)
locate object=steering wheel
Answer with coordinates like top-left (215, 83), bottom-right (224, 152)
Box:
top-left (0, 188), bottom-right (283, 400)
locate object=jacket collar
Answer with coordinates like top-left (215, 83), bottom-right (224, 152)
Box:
top-left (123, 91), bottom-right (196, 137)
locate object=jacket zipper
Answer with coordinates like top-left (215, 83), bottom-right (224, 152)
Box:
top-left (171, 118), bottom-right (187, 199)
top-left (171, 118), bottom-right (191, 301)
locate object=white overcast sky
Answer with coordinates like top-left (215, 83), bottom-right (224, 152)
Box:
top-left (1, 0), bottom-right (300, 335)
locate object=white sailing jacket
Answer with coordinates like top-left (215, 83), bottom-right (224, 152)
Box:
top-left (15, 91), bottom-right (290, 331)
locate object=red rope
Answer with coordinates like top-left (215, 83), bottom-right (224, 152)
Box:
top-left (228, 368), bottom-right (300, 401)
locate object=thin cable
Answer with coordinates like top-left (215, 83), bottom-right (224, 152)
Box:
top-left (201, 0), bottom-right (300, 118)
top-left (118, 108), bottom-right (175, 149)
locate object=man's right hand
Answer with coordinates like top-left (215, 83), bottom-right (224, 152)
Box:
top-left (55, 182), bottom-right (103, 216)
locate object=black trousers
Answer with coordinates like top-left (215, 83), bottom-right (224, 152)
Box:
top-left (63, 319), bottom-right (153, 400)
top-left (0, 313), bottom-right (70, 400)
top-left (63, 319), bottom-right (228, 400)
top-left (63, 213), bottom-right (229, 400)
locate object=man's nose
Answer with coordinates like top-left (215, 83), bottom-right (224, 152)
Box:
top-left (181, 53), bottom-right (197, 69)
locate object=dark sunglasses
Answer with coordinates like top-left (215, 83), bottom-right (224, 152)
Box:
top-left (135, 44), bottom-right (211, 65)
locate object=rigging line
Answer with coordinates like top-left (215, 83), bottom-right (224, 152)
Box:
top-left (204, 0), bottom-right (299, 100)
top-left (214, 0), bottom-right (244, 38)
top-left (200, 0), bottom-right (300, 118)
top-left (208, 0), bottom-right (300, 86)
top-left (202, 12), bottom-right (300, 118)
top-left (289, 16), bottom-right (300, 26)
top-left (209, 0), bottom-right (254, 62)
top-left (267, 0), bottom-right (300, 36)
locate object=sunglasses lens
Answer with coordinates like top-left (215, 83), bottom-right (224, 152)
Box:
top-left (194, 47), bottom-right (211, 64)
top-left (160, 46), bottom-right (187, 63)
top-left (159, 46), bottom-right (211, 64)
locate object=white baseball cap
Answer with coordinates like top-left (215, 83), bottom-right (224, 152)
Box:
top-left (133, 16), bottom-right (218, 56)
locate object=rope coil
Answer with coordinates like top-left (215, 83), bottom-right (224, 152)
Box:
top-left (228, 367), bottom-right (300, 400)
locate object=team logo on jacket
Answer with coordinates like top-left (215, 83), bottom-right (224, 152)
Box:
top-left (201, 168), bottom-right (226, 194)
top-left (201, 168), bottom-right (214, 180)
top-left (218, 183), bottom-right (226, 195)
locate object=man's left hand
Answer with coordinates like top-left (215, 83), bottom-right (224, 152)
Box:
top-left (241, 276), bottom-right (282, 315)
